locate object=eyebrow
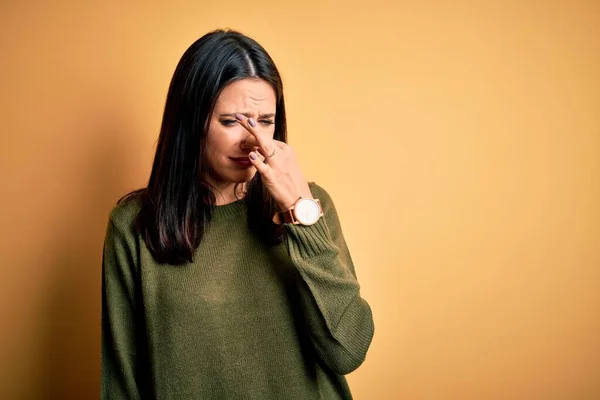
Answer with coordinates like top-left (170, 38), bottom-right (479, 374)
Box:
top-left (219, 112), bottom-right (276, 119)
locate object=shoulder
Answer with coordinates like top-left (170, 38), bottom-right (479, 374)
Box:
top-left (107, 192), bottom-right (143, 235)
top-left (103, 193), bottom-right (143, 272)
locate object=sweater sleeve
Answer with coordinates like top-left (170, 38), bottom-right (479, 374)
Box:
top-left (285, 182), bottom-right (374, 375)
top-left (101, 208), bottom-right (143, 399)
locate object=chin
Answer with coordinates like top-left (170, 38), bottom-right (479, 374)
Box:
top-left (227, 168), bottom-right (257, 184)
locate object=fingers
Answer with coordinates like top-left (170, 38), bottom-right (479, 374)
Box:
top-left (245, 137), bottom-right (286, 149)
top-left (248, 151), bottom-right (271, 175)
top-left (235, 113), bottom-right (275, 157)
top-left (242, 137), bottom-right (286, 161)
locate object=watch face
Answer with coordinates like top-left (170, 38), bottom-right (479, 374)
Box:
top-left (294, 199), bottom-right (321, 225)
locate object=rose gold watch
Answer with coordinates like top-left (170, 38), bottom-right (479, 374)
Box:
top-left (272, 197), bottom-right (324, 226)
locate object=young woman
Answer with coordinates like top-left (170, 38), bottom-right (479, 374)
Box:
top-left (101, 29), bottom-right (374, 400)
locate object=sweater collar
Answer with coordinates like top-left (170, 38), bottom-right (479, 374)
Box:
top-left (211, 199), bottom-right (245, 220)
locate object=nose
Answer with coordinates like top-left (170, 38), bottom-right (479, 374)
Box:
top-left (239, 133), bottom-right (254, 151)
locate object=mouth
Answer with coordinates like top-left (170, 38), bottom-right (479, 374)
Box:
top-left (230, 157), bottom-right (253, 167)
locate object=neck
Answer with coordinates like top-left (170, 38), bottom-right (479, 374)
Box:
top-left (210, 181), bottom-right (247, 206)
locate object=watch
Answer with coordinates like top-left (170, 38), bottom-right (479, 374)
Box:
top-left (272, 197), bottom-right (324, 226)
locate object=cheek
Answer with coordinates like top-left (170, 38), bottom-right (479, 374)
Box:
top-left (206, 126), bottom-right (238, 158)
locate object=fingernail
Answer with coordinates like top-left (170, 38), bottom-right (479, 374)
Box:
top-left (249, 152), bottom-right (257, 160)
top-left (235, 113), bottom-right (245, 121)
top-left (248, 118), bottom-right (256, 127)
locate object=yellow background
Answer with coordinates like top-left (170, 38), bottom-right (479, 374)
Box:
top-left (1, 1), bottom-right (599, 399)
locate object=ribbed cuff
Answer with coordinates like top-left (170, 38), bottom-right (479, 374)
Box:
top-left (286, 217), bottom-right (337, 260)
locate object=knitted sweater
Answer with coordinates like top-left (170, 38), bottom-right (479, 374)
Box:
top-left (101, 182), bottom-right (374, 399)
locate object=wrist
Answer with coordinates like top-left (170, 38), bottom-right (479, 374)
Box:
top-left (278, 193), bottom-right (313, 212)
top-left (278, 183), bottom-right (313, 211)
top-left (278, 196), bottom-right (300, 212)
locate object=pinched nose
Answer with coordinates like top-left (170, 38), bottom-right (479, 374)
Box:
top-left (239, 136), bottom-right (258, 152)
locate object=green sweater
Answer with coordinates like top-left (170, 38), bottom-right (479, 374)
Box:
top-left (101, 182), bottom-right (374, 399)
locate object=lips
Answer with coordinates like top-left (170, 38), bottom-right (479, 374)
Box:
top-left (230, 157), bottom-right (253, 167)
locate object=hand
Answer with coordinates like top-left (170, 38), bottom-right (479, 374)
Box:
top-left (235, 113), bottom-right (312, 211)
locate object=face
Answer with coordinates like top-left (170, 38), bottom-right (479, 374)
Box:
top-left (205, 78), bottom-right (276, 190)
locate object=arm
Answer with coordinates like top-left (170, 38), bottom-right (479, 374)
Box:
top-left (232, 118), bottom-right (374, 374)
top-left (101, 209), bottom-right (144, 399)
top-left (285, 183), bottom-right (374, 375)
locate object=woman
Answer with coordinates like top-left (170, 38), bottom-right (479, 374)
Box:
top-left (101, 29), bottom-right (374, 400)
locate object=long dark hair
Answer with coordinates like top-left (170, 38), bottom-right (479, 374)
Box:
top-left (119, 29), bottom-right (287, 265)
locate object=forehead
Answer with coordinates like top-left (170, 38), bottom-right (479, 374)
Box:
top-left (214, 78), bottom-right (276, 111)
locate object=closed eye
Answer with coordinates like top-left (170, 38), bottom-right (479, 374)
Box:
top-left (220, 118), bottom-right (274, 127)
top-left (220, 119), bottom-right (237, 127)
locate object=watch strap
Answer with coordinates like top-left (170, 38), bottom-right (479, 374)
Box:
top-left (272, 197), bottom-right (300, 225)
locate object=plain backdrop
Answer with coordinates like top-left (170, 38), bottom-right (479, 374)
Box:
top-left (0, 1), bottom-right (598, 399)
